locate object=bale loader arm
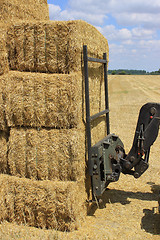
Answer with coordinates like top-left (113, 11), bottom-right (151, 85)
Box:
top-left (83, 45), bottom-right (160, 203)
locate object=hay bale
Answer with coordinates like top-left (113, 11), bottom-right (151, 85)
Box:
top-left (0, 0), bottom-right (49, 23)
top-left (0, 98), bottom-right (4, 130)
top-left (1, 70), bottom-right (106, 132)
top-left (8, 128), bottom-right (85, 181)
top-left (0, 28), bottom-right (9, 76)
top-left (8, 129), bottom-right (26, 178)
top-left (0, 132), bottom-right (7, 174)
top-left (0, 82), bottom-right (6, 130)
top-left (0, 174), bottom-right (86, 231)
top-left (6, 20), bottom-right (109, 73)
top-left (2, 71), bottom-right (79, 129)
top-left (7, 125), bottom-right (105, 183)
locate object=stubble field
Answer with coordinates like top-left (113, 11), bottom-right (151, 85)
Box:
top-left (0, 75), bottom-right (160, 239)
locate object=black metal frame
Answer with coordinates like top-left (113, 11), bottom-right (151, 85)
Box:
top-left (83, 45), bottom-right (110, 176)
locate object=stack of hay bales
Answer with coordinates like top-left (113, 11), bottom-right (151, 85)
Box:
top-left (0, 1), bottom-right (109, 231)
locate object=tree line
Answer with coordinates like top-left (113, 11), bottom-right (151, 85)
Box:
top-left (108, 69), bottom-right (160, 75)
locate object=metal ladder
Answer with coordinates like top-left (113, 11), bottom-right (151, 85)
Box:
top-left (83, 45), bottom-right (110, 177)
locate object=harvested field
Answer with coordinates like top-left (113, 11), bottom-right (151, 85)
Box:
top-left (0, 174), bottom-right (86, 231)
top-left (0, 75), bottom-right (159, 239)
top-left (6, 20), bottom-right (109, 73)
top-left (0, 0), bottom-right (49, 23)
top-left (109, 75), bottom-right (160, 152)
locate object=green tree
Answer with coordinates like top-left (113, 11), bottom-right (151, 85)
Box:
top-left (118, 70), bottom-right (126, 75)
top-left (111, 70), bottom-right (116, 75)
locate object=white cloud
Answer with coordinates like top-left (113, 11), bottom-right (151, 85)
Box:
top-left (49, 1), bottom-right (160, 30)
top-left (131, 49), bottom-right (137, 53)
top-left (48, 4), bottom-right (61, 19)
top-left (48, 1), bottom-right (160, 71)
top-left (101, 25), bottom-right (155, 43)
top-left (131, 28), bottom-right (156, 40)
top-left (102, 25), bottom-right (127, 42)
top-left (67, 0), bottom-right (160, 28)
top-left (108, 39), bottom-right (160, 71)
top-left (119, 29), bottom-right (132, 39)
top-left (123, 40), bottom-right (134, 45)
top-left (49, 4), bottom-right (106, 24)
top-left (109, 43), bottom-right (126, 54)
top-left (68, 0), bottom-right (110, 14)
top-left (108, 0), bottom-right (160, 14)
top-left (114, 12), bottom-right (160, 29)
top-left (139, 40), bottom-right (160, 51)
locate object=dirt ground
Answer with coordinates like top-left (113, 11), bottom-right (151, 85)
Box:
top-left (0, 75), bottom-right (160, 239)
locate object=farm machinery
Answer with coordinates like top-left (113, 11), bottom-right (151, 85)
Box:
top-left (83, 45), bottom-right (160, 211)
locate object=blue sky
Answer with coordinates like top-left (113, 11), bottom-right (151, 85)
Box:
top-left (47, 0), bottom-right (160, 72)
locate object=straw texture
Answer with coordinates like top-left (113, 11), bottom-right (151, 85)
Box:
top-left (0, 132), bottom-right (7, 174)
top-left (1, 71), bottom-right (79, 129)
top-left (0, 70), bottom-right (106, 134)
top-left (6, 20), bottom-right (109, 73)
top-left (0, 123), bottom-right (106, 180)
top-left (0, 0), bottom-right (49, 23)
top-left (8, 128), bottom-right (85, 181)
top-left (0, 28), bottom-right (9, 76)
top-left (0, 174), bottom-right (86, 231)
